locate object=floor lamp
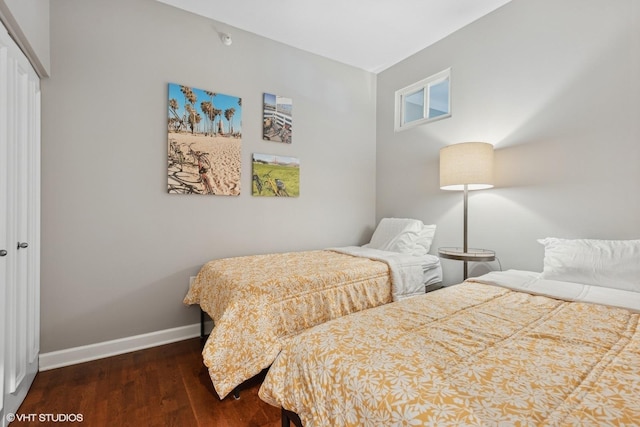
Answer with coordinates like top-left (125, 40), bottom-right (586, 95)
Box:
top-left (439, 142), bottom-right (494, 280)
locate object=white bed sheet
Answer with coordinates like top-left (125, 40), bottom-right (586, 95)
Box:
top-left (472, 269), bottom-right (640, 313)
top-left (422, 261), bottom-right (443, 287)
top-left (330, 246), bottom-right (441, 301)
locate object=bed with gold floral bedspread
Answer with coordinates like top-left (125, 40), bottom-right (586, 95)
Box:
top-left (259, 270), bottom-right (640, 426)
top-left (183, 248), bottom-right (441, 399)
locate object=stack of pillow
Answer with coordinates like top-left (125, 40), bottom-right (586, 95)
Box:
top-left (364, 218), bottom-right (436, 256)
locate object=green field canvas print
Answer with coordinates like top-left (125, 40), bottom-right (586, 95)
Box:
top-left (252, 153), bottom-right (300, 197)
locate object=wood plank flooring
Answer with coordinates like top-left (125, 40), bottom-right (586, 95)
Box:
top-left (15, 338), bottom-right (281, 426)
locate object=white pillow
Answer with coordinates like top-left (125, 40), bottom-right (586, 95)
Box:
top-left (416, 224), bottom-right (437, 254)
top-left (367, 218), bottom-right (436, 256)
top-left (538, 237), bottom-right (640, 292)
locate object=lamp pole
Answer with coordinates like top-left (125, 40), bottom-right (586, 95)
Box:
top-left (439, 141), bottom-right (494, 282)
top-left (463, 184), bottom-right (468, 280)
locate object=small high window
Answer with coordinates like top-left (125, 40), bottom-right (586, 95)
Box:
top-left (394, 68), bottom-right (451, 131)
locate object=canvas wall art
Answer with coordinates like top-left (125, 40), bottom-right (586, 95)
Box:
top-left (252, 153), bottom-right (300, 197)
top-left (167, 83), bottom-right (242, 195)
top-left (262, 93), bottom-right (292, 144)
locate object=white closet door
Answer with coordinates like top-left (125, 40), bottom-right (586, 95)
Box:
top-left (0, 20), bottom-right (40, 426)
top-left (0, 24), bottom-right (8, 424)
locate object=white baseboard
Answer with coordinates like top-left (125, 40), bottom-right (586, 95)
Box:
top-left (39, 321), bottom-right (213, 371)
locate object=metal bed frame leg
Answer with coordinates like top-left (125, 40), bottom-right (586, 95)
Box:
top-left (281, 408), bottom-right (303, 427)
top-left (200, 308), bottom-right (205, 340)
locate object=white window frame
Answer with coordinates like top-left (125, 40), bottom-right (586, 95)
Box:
top-left (394, 68), bottom-right (451, 132)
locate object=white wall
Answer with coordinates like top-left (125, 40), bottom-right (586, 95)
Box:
top-left (376, 0), bottom-right (640, 284)
top-left (40, 0), bottom-right (377, 353)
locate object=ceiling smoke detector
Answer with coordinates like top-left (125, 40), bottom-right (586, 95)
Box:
top-left (220, 33), bottom-right (232, 46)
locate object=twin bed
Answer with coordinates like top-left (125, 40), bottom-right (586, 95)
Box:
top-left (260, 237), bottom-right (640, 426)
top-left (183, 218), bottom-right (441, 399)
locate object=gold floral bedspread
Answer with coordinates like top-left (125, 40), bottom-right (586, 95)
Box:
top-left (259, 281), bottom-right (640, 426)
top-left (183, 250), bottom-right (392, 399)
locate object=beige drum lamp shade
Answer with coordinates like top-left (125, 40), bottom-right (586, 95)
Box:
top-left (440, 142), bottom-right (494, 191)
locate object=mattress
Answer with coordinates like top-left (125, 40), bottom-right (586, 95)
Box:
top-left (422, 260), bottom-right (442, 286)
top-left (330, 246), bottom-right (441, 300)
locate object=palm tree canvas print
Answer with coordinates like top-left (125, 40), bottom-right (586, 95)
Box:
top-left (167, 83), bottom-right (242, 195)
top-left (252, 153), bottom-right (300, 197)
top-left (262, 93), bottom-right (292, 144)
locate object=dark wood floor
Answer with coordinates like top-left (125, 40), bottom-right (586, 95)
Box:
top-left (15, 338), bottom-right (281, 426)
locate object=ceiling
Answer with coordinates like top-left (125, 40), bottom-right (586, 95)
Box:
top-left (155, 0), bottom-right (512, 73)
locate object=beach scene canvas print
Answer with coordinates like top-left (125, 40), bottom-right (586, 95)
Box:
top-left (167, 83), bottom-right (242, 195)
top-left (252, 153), bottom-right (300, 197)
top-left (262, 93), bottom-right (292, 144)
